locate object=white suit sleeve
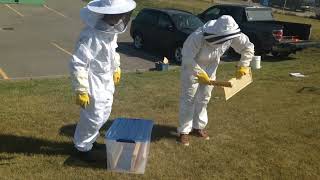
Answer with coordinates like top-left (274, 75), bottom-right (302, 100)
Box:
top-left (113, 52), bottom-right (120, 71)
top-left (69, 34), bottom-right (93, 93)
top-left (111, 35), bottom-right (120, 72)
top-left (181, 29), bottom-right (203, 72)
top-left (230, 33), bottom-right (255, 67)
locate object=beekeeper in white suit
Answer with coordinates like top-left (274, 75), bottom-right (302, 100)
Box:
top-left (178, 15), bottom-right (254, 146)
top-left (69, 0), bottom-right (136, 161)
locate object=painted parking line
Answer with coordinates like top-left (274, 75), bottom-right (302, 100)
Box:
top-left (43, 5), bottom-right (69, 19)
top-left (6, 74), bottom-right (68, 80)
top-left (0, 27), bottom-right (14, 31)
top-left (0, 68), bottom-right (9, 80)
top-left (5, 4), bottom-right (24, 17)
top-left (51, 42), bottom-right (72, 56)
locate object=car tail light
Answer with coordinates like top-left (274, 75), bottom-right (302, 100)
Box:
top-left (272, 30), bottom-right (283, 41)
top-left (292, 36), bottom-right (300, 42)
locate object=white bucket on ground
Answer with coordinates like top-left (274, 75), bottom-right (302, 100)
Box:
top-left (251, 56), bottom-right (261, 69)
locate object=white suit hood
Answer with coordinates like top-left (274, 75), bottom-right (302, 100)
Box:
top-left (202, 15), bottom-right (241, 45)
top-left (80, 7), bottom-right (103, 28)
top-left (80, 7), bottom-right (127, 34)
top-left (87, 0), bottom-right (136, 14)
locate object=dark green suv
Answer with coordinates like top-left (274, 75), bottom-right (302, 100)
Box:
top-left (130, 8), bottom-right (204, 63)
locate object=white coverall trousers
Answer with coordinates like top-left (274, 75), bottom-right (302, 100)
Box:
top-left (70, 27), bottom-right (119, 152)
top-left (178, 61), bottom-right (218, 134)
top-left (74, 72), bottom-right (115, 152)
top-left (177, 16), bottom-right (254, 134)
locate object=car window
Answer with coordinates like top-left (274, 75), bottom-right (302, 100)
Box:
top-left (203, 7), bottom-right (221, 20)
top-left (158, 14), bottom-right (172, 29)
top-left (136, 10), bottom-right (158, 25)
top-left (218, 7), bottom-right (230, 16)
top-left (135, 11), bottom-right (147, 23)
top-left (223, 7), bottom-right (243, 22)
top-left (245, 8), bottom-right (274, 21)
top-left (171, 13), bottom-right (204, 31)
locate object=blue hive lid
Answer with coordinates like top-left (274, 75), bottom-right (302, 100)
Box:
top-left (106, 118), bottom-right (154, 142)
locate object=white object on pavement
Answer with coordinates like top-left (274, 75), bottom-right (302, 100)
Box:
top-left (289, 72), bottom-right (307, 77)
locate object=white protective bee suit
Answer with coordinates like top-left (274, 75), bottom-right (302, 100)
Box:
top-left (178, 15), bottom-right (255, 134)
top-left (70, 0), bottom-right (136, 152)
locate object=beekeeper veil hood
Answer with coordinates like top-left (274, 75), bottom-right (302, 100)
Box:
top-left (81, 0), bottom-right (136, 34)
top-left (202, 15), bottom-right (241, 45)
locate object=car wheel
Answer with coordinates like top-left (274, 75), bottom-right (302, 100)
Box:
top-left (174, 46), bottom-right (182, 63)
top-left (272, 51), bottom-right (290, 58)
top-left (133, 33), bottom-right (143, 49)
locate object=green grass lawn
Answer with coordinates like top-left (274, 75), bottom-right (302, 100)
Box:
top-left (0, 0), bottom-right (319, 179)
top-left (0, 47), bottom-right (319, 179)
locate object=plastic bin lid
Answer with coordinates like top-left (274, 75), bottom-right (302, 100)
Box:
top-left (106, 118), bottom-right (154, 142)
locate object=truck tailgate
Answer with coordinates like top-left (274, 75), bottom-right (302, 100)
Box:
top-left (287, 41), bottom-right (320, 49)
top-left (274, 40), bottom-right (320, 52)
top-left (264, 21), bottom-right (312, 40)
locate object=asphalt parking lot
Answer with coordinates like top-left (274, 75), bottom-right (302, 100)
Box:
top-left (1, 1), bottom-right (316, 80)
top-left (0, 0), bottom-right (159, 80)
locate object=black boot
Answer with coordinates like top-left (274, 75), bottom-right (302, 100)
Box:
top-left (93, 142), bottom-right (105, 150)
top-left (76, 150), bottom-right (97, 163)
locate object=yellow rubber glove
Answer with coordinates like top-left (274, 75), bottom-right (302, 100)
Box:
top-left (113, 67), bottom-right (121, 85)
top-left (236, 66), bottom-right (250, 79)
top-left (76, 92), bottom-right (90, 109)
top-left (195, 70), bottom-right (211, 85)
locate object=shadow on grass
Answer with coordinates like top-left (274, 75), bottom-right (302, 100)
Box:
top-left (59, 120), bottom-right (113, 138)
top-left (63, 150), bottom-right (107, 169)
top-left (0, 134), bottom-right (107, 169)
top-left (259, 54), bottom-right (297, 62)
top-left (297, 86), bottom-right (320, 94)
top-left (151, 124), bottom-right (177, 142)
top-left (59, 120), bottom-right (177, 142)
top-left (0, 134), bottom-right (72, 155)
top-left (0, 121), bottom-right (177, 169)
top-left (63, 123), bottom-right (178, 169)
top-left (59, 121), bottom-right (177, 169)
top-left (221, 52), bottom-right (298, 62)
